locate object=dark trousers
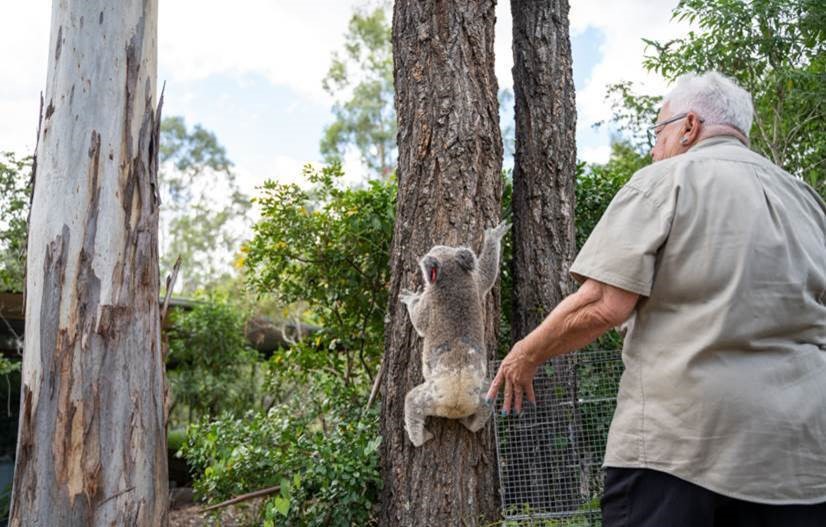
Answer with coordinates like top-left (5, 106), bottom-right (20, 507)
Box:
top-left (601, 467), bottom-right (826, 527)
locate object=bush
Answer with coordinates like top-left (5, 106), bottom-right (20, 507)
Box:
top-left (166, 294), bottom-right (260, 425)
top-left (180, 372), bottom-right (381, 526)
top-left (243, 163), bottom-right (396, 388)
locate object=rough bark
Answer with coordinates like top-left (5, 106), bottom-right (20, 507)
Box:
top-left (378, 1), bottom-right (503, 525)
top-left (510, 0), bottom-right (582, 513)
top-left (10, 1), bottom-right (168, 525)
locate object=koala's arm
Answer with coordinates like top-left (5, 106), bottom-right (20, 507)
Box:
top-left (476, 221), bottom-right (510, 295)
top-left (400, 289), bottom-right (430, 337)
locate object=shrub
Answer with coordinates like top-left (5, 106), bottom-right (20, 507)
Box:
top-left (180, 372), bottom-right (381, 526)
top-left (166, 294), bottom-right (260, 425)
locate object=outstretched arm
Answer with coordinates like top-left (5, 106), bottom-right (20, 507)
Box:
top-left (400, 289), bottom-right (430, 337)
top-left (476, 221), bottom-right (510, 295)
top-left (486, 279), bottom-right (639, 414)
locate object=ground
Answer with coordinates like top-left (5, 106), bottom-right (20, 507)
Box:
top-left (169, 494), bottom-right (267, 526)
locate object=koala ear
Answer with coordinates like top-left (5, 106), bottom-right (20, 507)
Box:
top-left (456, 248), bottom-right (475, 272)
top-left (422, 255), bottom-right (440, 284)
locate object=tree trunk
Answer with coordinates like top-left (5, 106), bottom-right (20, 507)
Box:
top-left (379, 1), bottom-right (503, 525)
top-left (510, 0), bottom-right (581, 514)
top-left (10, 2), bottom-right (167, 526)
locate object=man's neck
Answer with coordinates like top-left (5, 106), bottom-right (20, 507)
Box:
top-left (697, 124), bottom-right (750, 147)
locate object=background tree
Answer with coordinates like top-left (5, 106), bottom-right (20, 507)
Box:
top-left (379, 1), bottom-right (503, 525)
top-left (0, 154), bottom-right (31, 294)
top-left (510, 0), bottom-right (577, 346)
top-left (176, 164), bottom-right (395, 525)
top-left (643, 0), bottom-right (825, 198)
top-left (10, 1), bottom-right (168, 525)
top-left (509, 0), bottom-right (584, 509)
top-left (244, 163), bottom-right (395, 387)
top-left (159, 116), bottom-right (251, 294)
top-left (321, 4), bottom-right (396, 178)
top-left (165, 294), bottom-right (259, 425)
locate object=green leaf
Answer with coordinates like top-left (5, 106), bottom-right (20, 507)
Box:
top-left (273, 495), bottom-right (290, 517)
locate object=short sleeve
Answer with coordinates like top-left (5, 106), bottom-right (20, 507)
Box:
top-left (570, 184), bottom-right (673, 296)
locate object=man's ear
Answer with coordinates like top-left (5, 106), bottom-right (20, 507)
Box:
top-left (683, 112), bottom-right (703, 143)
top-left (456, 248), bottom-right (475, 272)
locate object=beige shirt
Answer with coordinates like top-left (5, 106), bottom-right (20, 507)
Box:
top-left (570, 136), bottom-right (826, 504)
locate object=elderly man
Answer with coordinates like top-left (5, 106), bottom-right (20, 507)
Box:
top-left (487, 71), bottom-right (826, 526)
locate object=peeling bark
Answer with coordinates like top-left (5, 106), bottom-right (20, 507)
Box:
top-left (510, 0), bottom-right (583, 511)
top-left (10, 1), bottom-right (167, 526)
top-left (379, 1), bottom-right (503, 525)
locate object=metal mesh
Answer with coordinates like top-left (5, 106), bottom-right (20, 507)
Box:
top-left (490, 349), bottom-right (624, 526)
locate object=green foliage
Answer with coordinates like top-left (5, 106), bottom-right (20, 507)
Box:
top-left (166, 295), bottom-right (260, 425)
top-left (498, 170), bottom-right (514, 356)
top-left (244, 163), bottom-right (395, 385)
top-left (0, 152), bottom-right (32, 293)
top-left (575, 143), bottom-right (651, 251)
top-left (642, 0), bottom-right (826, 199)
top-left (180, 373), bottom-right (381, 527)
top-left (597, 82), bottom-right (663, 154)
top-left (159, 116), bottom-right (251, 293)
top-left (321, 4), bottom-right (396, 178)
top-left (0, 356), bottom-right (21, 418)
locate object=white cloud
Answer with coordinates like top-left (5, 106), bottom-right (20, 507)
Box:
top-left (494, 2), bottom-right (514, 93)
top-left (569, 0), bottom-right (690, 129)
top-left (579, 145), bottom-right (612, 165)
top-left (158, 0), bottom-right (364, 104)
top-left (0, 1), bottom-right (366, 156)
top-left (493, 1), bottom-right (689, 160)
top-left (0, 2), bottom-right (51, 155)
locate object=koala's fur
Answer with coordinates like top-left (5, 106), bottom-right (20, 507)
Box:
top-left (399, 221), bottom-right (509, 447)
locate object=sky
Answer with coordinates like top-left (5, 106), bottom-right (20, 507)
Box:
top-left (0, 1), bottom-right (690, 197)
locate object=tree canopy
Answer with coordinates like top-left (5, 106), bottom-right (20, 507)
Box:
top-left (159, 116), bottom-right (252, 293)
top-left (321, 5), bottom-right (396, 179)
top-left (610, 0), bottom-right (826, 198)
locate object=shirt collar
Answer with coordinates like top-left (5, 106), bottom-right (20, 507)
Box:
top-left (687, 135), bottom-right (747, 153)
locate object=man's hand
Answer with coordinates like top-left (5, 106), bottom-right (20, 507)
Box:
top-left (486, 340), bottom-right (540, 415)
top-left (485, 278), bottom-right (639, 416)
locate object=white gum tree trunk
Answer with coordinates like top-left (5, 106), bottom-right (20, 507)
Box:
top-left (10, 1), bottom-right (168, 525)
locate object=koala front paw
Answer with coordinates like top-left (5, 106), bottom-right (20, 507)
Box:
top-left (399, 288), bottom-right (419, 306)
top-left (486, 220), bottom-right (511, 240)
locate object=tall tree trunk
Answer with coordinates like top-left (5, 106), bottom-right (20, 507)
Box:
top-left (379, 1), bottom-right (503, 525)
top-left (510, 0), bottom-right (581, 514)
top-left (10, 2), bottom-right (167, 526)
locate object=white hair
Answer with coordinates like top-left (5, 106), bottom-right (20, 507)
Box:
top-left (663, 71), bottom-right (754, 137)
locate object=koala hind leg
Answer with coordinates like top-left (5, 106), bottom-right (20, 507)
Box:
top-left (460, 395), bottom-right (492, 433)
top-left (405, 383), bottom-right (438, 447)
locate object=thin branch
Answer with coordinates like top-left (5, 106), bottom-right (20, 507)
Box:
top-left (98, 486), bottom-right (135, 508)
top-left (365, 359), bottom-right (383, 411)
top-left (783, 107), bottom-right (824, 150)
top-left (199, 485), bottom-right (281, 513)
top-left (0, 311), bottom-right (21, 343)
top-left (160, 255), bottom-right (183, 326)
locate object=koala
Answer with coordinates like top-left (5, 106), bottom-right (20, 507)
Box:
top-left (399, 221), bottom-right (510, 447)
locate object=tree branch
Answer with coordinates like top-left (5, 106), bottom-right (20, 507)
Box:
top-left (199, 485), bottom-right (280, 513)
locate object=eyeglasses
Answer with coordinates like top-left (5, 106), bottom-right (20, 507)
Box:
top-left (646, 113), bottom-right (704, 145)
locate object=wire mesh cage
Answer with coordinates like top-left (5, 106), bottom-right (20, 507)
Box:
top-left (490, 349), bottom-right (624, 526)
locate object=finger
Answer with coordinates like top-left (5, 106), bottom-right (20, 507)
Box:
top-left (486, 369), bottom-right (503, 403)
top-left (502, 379), bottom-right (513, 415)
top-left (526, 381), bottom-right (537, 407)
top-left (513, 383), bottom-right (524, 415)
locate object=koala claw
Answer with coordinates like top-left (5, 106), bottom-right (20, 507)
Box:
top-left (410, 429), bottom-right (434, 447)
top-left (486, 220), bottom-right (511, 240)
top-left (399, 288), bottom-right (418, 305)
